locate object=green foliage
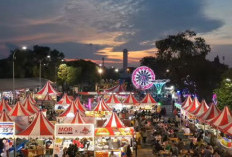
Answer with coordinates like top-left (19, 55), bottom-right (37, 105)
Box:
top-left (214, 79), bottom-right (232, 110)
top-left (0, 45), bottom-right (64, 80)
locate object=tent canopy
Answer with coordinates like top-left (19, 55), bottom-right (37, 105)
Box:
top-left (93, 99), bottom-right (112, 112)
top-left (37, 81), bottom-right (58, 95)
top-left (183, 97), bottom-right (200, 113)
top-left (22, 98), bottom-right (39, 114)
top-left (198, 104), bottom-right (220, 122)
top-left (182, 95), bottom-right (192, 109)
top-left (9, 102), bottom-right (31, 116)
top-left (71, 112), bottom-right (85, 124)
top-left (0, 99), bottom-right (12, 112)
top-left (103, 112), bottom-right (125, 128)
top-left (207, 106), bottom-right (232, 128)
top-left (104, 84), bottom-right (126, 93)
top-left (57, 93), bottom-right (72, 105)
top-left (123, 94), bottom-right (139, 105)
top-left (106, 94), bottom-right (120, 104)
top-left (141, 93), bottom-right (157, 104)
top-left (17, 111), bottom-right (54, 138)
top-left (191, 100), bottom-right (209, 117)
top-left (59, 101), bottom-right (78, 117)
top-left (74, 98), bottom-right (86, 112)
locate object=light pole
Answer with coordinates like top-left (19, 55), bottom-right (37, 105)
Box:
top-left (39, 54), bottom-right (51, 89)
top-left (12, 46), bottom-right (27, 103)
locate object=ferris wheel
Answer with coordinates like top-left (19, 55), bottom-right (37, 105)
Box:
top-left (132, 66), bottom-right (155, 90)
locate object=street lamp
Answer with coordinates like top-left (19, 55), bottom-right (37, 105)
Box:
top-left (115, 68), bottom-right (119, 73)
top-left (98, 68), bottom-right (103, 75)
top-left (13, 46), bottom-right (27, 102)
top-left (39, 54), bottom-right (51, 89)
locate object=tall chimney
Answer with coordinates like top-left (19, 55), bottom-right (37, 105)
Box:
top-left (102, 57), bottom-right (105, 67)
top-left (123, 49), bottom-right (128, 73)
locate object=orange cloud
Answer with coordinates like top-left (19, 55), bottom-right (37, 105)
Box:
top-left (96, 47), bottom-right (158, 66)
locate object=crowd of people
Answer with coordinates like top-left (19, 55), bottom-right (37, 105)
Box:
top-left (132, 108), bottom-right (232, 157)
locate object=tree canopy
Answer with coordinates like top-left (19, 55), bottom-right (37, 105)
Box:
top-left (141, 30), bottom-right (228, 101)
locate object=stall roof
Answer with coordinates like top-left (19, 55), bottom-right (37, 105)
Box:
top-left (0, 78), bottom-right (47, 91)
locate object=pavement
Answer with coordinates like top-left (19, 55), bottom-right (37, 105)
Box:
top-left (137, 147), bottom-right (153, 157)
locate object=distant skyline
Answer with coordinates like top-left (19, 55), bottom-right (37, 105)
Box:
top-left (0, 0), bottom-right (232, 68)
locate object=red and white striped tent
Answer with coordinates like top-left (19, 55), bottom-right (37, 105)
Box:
top-left (57, 93), bottom-right (72, 105)
top-left (22, 98), bottom-right (39, 114)
top-left (207, 106), bottom-right (232, 128)
top-left (123, 93), bottom-right (139, 105)
top-left (198, 104), bottom-right (220, 122)
top-left (37, 81), bottom-right (58, 95)
top-left (0, 110), bottom-right (24, 133)
top-left (183, 97), bottom-right (200, 113)
top-left (190, 100), bottom-right (209, 117)
top-left (141, 93), bottom-right (157, 104)
top-left (0, 99), bottom-right (12, 112)
top-left (103, 112), bottom-right (125, 128)
top-left (17, 111), bottom-right (54, 138)
top-left (43, 93), bottom-right (53, 101)
top-left (104, 84), bottom-right (126, 93)
top-left (21, 94), bottom-right (36, 105)
top-left (59, 101), bottom-right (78, 117)
top-left (74, 98), bottom-right (86, 112)
top-left (106, 94), bottom-right (121, 104)
top-left (219, 122), bottom-right (232, 136)
top-left (0, 110), bottom-right (12, 122)
top-left (93, 99), bottom-right (112, 112)
top-left (8, 102), bottom-right (31, 116)
top-left (71, 112), bottom-right (86, 124)
top-left (182, 95), bottom-right (192, 109)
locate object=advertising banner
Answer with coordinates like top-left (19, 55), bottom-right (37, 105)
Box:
top-left (0, 122), bottom-right (15, 137)
top-left (55, 124), bottom-right (94, 137)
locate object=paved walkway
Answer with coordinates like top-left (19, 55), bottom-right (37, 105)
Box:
top-left (137, 147), bottom-right (153, 157)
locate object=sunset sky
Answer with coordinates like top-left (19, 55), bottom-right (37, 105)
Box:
top-left (0, 0), bottom-right (232, 68)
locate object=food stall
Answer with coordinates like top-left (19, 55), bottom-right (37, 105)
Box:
top-left (105, 94), bottom-right (123, 111)
top-left (94, 112), bottom-right (134, 157)
top-left (57, 100), bottom-right (86, 123)
top-left (139, 93), bottom-right (157, 110)
top-left (34, 81), bottom-right (58, 101)
top-left (85, 99), bottom-right (112, 118)
top-left (55, 93), bottom-right (72, 110)
top-left (54, 124), bottom-right (95, 157)
top-left (16, 111), bottom-right (54, 157)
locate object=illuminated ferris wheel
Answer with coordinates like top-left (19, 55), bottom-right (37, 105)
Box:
top-left (132, 66), bottom-right (155, 90)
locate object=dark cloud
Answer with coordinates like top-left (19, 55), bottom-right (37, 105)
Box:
top-left (113, 0), bottom-right (223, 51)
top-left (43, 42), bottom-right (107, 59)
top-left (0, 0), bottom-right (226, 67)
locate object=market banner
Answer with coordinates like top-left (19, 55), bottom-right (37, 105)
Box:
top-left (0, 122), bottom-right (15, 137)
top-left (55, 124), bottom-right (94, 137)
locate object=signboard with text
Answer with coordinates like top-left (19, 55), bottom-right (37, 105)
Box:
top-left (55, 124), bottom-right (94, 137)
top-left (0, 122), bottom-right (15, 137)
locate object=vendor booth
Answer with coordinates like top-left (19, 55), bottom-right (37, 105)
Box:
top-left (94, 112), bottom-right (134, 157)
top-left (139, 93), bottom-right (157, 110)
top-left (0, 122), bottom-right (15, 157)
top-left (85, 99), bottom-right (112, 118)
top-left (35, 81), bottom-right (58, 101)
top-left (105, 94), bottom-right (122, 110)
top-left (55, 93), bottom-right (72, 110)
top-left (22, 97), bottom-right (39, 114)
top-left (54, 124), bottom-right (94, 157)
top-left (0, 99), bottom-right (12, 112)
top-left (16, 111), bottom-right (54, 157)
top-left (123, 93), bottom-right (139, 107)
top-left (58, 101), bottom-right (86, 123)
